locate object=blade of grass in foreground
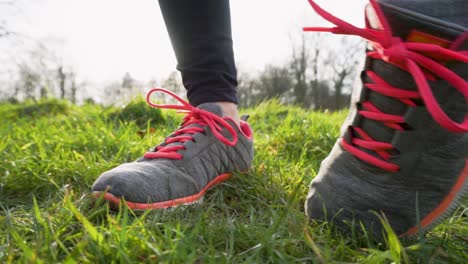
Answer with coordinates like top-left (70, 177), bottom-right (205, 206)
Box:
top-left (64, 193), bottom-right (105, 249)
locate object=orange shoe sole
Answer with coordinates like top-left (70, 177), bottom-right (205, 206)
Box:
top-left (93, 173), bottom-right (232, 210)
top-left (401, 159), bottom-right (468, 237)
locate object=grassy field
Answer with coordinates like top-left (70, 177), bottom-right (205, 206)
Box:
top-left (0, 99), bottom-right (467, 263)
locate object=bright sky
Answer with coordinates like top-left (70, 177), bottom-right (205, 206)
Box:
top-left (2, 0), bottom-right (367, 89)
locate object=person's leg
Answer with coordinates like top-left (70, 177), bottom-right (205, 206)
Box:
top-left (159, 0), bottom-right (240, 124)
top-left (91, 0), bottom-right (253, 209)
top-left (305, 0), bottom-right (468, 238)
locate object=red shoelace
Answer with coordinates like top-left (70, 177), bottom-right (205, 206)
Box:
top-left (304, 0), bottom-right (468, 172)
top-left (144, 88), bottom-right (238, 160)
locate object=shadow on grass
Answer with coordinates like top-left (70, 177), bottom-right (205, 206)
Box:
top-left (2, 99), bottom-right (69, 119)
top-left (108, 99), bottom-right (165, 128)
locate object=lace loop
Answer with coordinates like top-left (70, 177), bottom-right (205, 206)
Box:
top-left (305, 0), bottom-right (468, 171)
top-left (305, 0), bottom-right (468, 132)
top-left (144, 88), bottom-right (238, 160)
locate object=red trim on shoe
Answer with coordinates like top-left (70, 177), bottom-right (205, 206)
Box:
top-left (401, 159), bottom-right (468, 237)
top-left (240, 121), bottom-right (254, 140)
top-left (223, 116), bottom-right (254, 140)
top-left (93, 173), bottom-right (232, 210)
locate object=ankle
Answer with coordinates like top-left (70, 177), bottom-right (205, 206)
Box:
top-left (215, 102), bottom-right (241, 125)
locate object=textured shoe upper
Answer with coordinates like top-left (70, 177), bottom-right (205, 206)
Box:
top-left (305, 0), bottom-right (467, 236)
top-left (92, 89), bottom-right (254, 204)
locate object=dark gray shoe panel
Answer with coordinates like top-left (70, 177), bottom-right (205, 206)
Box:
top-left (307, 60), bottom-right (468, 236)
top-left (92, 160), bottom-right (200, 203)
top-left (306, 131), bottom-right (467, 235)
top-left (360, 57), bottom-right (468, 152)
top-left (92, 119), bottom-right (253, 204)
top-left (306, 1), bottom-right (468, 236)
top-left (378, 0), bottom-right (468, 28)
top-left (307, 62), bottom-right (467, 235)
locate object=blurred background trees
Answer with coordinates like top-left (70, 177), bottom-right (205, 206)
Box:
top-left (237, 34), bottom-right (363, 110)
top-left (1, 0), bottom-right (363, 110)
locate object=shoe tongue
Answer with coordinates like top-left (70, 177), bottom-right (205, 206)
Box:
top-left (357, 0), bottom-right (467, 158)
top-left (160, 103), bottom-right (224, 150)
top-left (196, 103), bottom-right (224, 117)
top-left (367, 0), bottom-right (467, 44)
top-left (354, 0), bottom-right (467, 162)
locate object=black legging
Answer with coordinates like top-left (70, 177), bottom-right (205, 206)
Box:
top-left (158, 0), bottom-right (238, 106)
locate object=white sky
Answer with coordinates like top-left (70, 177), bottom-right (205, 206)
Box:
top-left (1, 0), bottom-right (367, 90)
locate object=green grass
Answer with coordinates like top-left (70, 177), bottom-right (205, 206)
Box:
top-left (0, 99), bottom-right (467, 263)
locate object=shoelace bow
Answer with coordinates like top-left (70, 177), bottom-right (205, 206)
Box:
top-left (304, 0), bottom-right (468, 172)
top-left (144, 88), bottom-right (238, 160)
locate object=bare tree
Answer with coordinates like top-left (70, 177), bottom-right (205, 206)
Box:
top-left (57, 65), bottom-right (66, 99)
top-left (103, 81), bottom-right (123, 105)
top-left (290, 35), bottom-right (310, 108)
top-left (161, 71), bottom-right (183, 98)
top-left (308, 34), bottom-right (324, 109)
top-left (289, 33), bottom-right (328, 109)
top-left (237, 71), bottom-right (260, 108)
top-left (122, 72), bottom-right (134, 90)
top-left (17, 62), bottom-right (40, 100)
top-left (9, 43), bottom-right (81, 102)
top-left (325, 36), bottom-right (363, 110)
top-left (69, 72), bottom-right (77, 104)
top-left (0, 0), bottom-right (18, 38)
top-left (258, 65), bottom-right (291, 102)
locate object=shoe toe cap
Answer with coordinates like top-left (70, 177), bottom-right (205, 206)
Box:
top-left (92, 161), bottom-right (199, 204)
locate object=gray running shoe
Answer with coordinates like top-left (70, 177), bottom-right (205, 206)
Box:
top-left (304, 0), bottom-right (468, 238)
top-left (92, 88), bottom-right (254, 210)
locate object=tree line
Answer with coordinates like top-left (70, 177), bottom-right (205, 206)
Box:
top-left (238, 35), bottom-right (362, 110)
top-left (1, 32), bottom-right (363, 110)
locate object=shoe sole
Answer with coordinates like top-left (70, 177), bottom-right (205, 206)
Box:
top-left (92, 173), bottom-right (232, 210)
top-left (401, 159), bottom-right (468, 238)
